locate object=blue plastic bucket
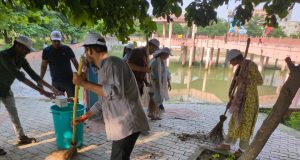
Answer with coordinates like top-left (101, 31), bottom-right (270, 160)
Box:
top-left (50, 103), bottom-right (85, 149)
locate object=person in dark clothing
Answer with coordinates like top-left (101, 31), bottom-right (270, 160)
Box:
top-left (122, 43), bottom-right (134, 62)
top-left (127, 39), bottom-right (159, 95)
top-left (0, 36), bottom-right (59, 154)
top-left (127, 38), bottom-right (163, 120)
top-left (39, 31), bottom-right (79, 97)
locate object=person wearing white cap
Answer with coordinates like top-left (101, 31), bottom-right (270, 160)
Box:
top-left (216, 49), bottom-right (263, 157)
top-left (39, 30), bottom-right (79, 98)
top-left (122, 43), bottom-right (134, 62)
top-left (0, 36), bottom-right (61, 150)
top-left (73, 32), bottom-right (149, 160)
top-left (149, 47), bottom-right (172, 119)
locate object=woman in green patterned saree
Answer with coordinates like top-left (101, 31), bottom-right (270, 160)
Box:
top-left (216, 49), bottom-right (263, 157)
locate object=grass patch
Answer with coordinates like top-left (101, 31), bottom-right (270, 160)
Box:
top-left (259, 108), bottom-right (300, 131)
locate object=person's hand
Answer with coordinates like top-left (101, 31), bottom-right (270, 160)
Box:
top-left (39, 90), bottom-right (55, 99)
top-left (235, 76), bottom-right (250, 85)
top-left (51, 87), bottom-right (64, 96)
top-left (67, 97), bottom-right (74, 103)
top-left (73, 114), bottom-right (88, 126)
top-left (73, 72), bottom-right (85, 86)
top-left (37, 83), bottom-right (43, 89)
top-left (285, 57), bottom-right (292, 63)
top-left (146, 83), bottom-right (152, 87)
top-left (168, 83), bottom-right (172, 91)
top-left (81, 72), bottom-right (88, 81)
top-left (145, 67), bottom-right (151, 73)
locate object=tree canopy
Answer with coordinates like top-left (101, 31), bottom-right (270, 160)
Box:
top-left (1, 0), bottom-right (299, 42)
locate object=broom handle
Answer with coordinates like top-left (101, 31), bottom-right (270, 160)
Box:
top-left (225, 38), bottom-right (251, 116)
top-left (71, 56), bottom-right (84, 144)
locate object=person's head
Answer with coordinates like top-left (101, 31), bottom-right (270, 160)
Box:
top-left (50, 31), bottom-right (62, 49)
top-left (147, 38), bottom-right (160, 54)
top-left (225, 49), bottom-right (244, 66)
top-left (83, 32), bottom-right (107, 68)
top-left (13, 36), bottom-right (35, 57)
top-left (123, 43), bottom-right (134, 56)
top-left (154, 47), bottom-right (172, 60)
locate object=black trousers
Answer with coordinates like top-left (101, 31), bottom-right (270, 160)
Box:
top-left (52, 81), bottom-right (75, 98)
top-left (111, 132), bottom-right (140, 160)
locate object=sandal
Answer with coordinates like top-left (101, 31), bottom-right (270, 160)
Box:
top-left (18, 135), bottom-right (37, 146)
top-left (0, 148), bottom-right (6, 156)
top-left (234, 149), bottom-right (243, 158)
top-left (215, 144), bottom-right (231, 151)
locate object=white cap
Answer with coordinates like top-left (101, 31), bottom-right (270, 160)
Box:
top-left (154, 47), bottom-right (172, 57)
top-left (50, 30), bottom-right (62, 41)
top-left (125, 43), bottom-right (134, 49)
top-left (149, 38), bottom-right (160, 48)
top-left (83, 32), bottom-right (106, 46)
top-left (225, 49), bottom-right (242, 63)
top-left (15, 36), bottom-right (35, 52)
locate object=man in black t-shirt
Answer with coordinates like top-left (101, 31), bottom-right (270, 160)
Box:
top-left (40, 31), bottom-right (79, 97)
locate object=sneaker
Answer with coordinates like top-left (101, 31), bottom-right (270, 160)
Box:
top-left (18, 135), bottom-right (37, 145)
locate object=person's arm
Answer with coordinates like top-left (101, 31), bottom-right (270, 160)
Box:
top-left (127, 63), bottom-right (151, 73)
top-left (73, 63), bottom-right (124, 100)
top-left (40, 60), bottom-right (48, 79)
top-left (22, 59), bottom-right (62, 95)
top-left (71, 58), bottom-right (79, 71)
top-left (285, 57), bottom-right (296, 72)
top-left (76, 100), bottom-right (103, 124)
top-left (167, 68), bottom-right (172, 91)
top-left (67, 46), bottom-right (79, 71)
top-left (73, 73), bottom-right (107, 97)
top-left (0, 56), bottom-right (54, 98)
top-left (39, 49), bottom-right (48, 88)
top-left (23, 78), bottom-right (55, 99)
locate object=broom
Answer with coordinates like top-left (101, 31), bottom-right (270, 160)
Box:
top-left (64, 56), bottom-right (84, 160)
top-left (208, 38), bottom-right (251, 144)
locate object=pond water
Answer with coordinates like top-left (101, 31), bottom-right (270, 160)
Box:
top-left (108, 46), bottom-right (290, 106)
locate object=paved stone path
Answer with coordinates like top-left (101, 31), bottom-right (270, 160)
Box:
top-left (0, 98), bottom-right (300, 160)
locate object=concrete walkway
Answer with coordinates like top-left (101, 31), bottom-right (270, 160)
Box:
top-left (0, 98), bottom-right (300, 160)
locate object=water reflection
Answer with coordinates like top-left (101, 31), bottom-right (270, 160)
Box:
top-left (168, 62), bottom-right (295, 107)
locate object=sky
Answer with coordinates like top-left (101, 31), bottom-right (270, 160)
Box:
top-left (149, 0), bottom-right (300, 22)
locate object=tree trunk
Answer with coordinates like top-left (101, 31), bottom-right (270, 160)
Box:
top-left (2, 30), bottom-right (10, 44)
top-left (240, 60), bottom-right (300, 160)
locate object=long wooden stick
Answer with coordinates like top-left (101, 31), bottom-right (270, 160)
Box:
top-left (71, 56), bottom-right (84, 145)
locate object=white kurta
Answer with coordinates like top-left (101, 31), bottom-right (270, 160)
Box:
top-left (90, 56), bottom-right (150, 141)
top-left (150, 57), bottom-right (170, 106)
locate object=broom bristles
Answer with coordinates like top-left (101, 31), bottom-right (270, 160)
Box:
top-left (207, 115), bottom-right (227, 144)
top-left (64, 143), bottom-right (77, 160)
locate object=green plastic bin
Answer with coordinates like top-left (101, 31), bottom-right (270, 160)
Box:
top-left (50, 103), bottom-right (85, 149)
